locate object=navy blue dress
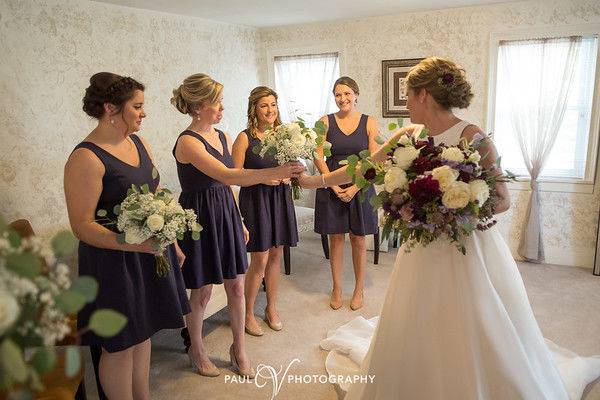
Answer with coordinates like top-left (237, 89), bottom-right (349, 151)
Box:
top-left (314, 114), bottom-right (378, 235)
top-left (75, 135), bottom-right (191, 353)
top-left (238, 131), bottom-right (298, 253)
top-left (174, 130), bottom-right (248, 288)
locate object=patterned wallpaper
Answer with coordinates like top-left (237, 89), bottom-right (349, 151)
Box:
top-left (259, 0), bottom-right (600, 268)
top-left (1, 0), bottom-right (599, 267)
top-left (0, 0), bottom-right (261, 236)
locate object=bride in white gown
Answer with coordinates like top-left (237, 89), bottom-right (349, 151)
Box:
top-left (299, 57), bottom-right (600, 399)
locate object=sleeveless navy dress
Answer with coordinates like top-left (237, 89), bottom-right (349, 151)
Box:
top-left (238, 131), bottom-right (298, 252)
top-left (75, 135), bottom-right (190, 353)
top-left (314, 114), bottom-right (378, 235)
top-left (174, 130), bottom-right (248, 288)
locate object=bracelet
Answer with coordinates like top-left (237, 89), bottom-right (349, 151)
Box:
top-left (321, 174), bottom-right (326, 188)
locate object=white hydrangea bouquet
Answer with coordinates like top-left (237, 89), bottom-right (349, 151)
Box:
top-left (253, 118), bottom-right (331, 199)
top-left (97, 184), bottom-right (201, 277)
top-left (0, 221), bottom-right (127, 395)
top-left (345, 126), bottom-right (514, 254)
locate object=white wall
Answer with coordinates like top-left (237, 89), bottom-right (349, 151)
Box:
top-left (0, 0), bottom-right (261, 236)
top-left (258, 0), bottom-right (600, 268)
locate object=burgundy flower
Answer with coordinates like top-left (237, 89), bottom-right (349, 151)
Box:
top-left (363, 167), bottom-right (377, 181)
top-left (441, 73), bottom-right (455, 85)
top-left (408, 175), bottom-right (441, 205)
top-left (411, 156), bottom-right (442, 175)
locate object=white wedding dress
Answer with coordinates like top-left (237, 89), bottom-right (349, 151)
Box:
top-left (320, 121), bottom-right (600, 400)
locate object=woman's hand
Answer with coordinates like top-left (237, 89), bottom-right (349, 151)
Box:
top-left (274, 162), bottom-right (305, 179)
top-left (136, 239), bottom-right (162, 255)
top-left (266, 179), bottom-right (282, 186)
top-left (297, 173), bottom-right (318, 189)
top-left (243, 224), bottom-right (250, 244)
top-left (338, 185), bottom-right (359, 202)
top-left (331, 186), bottom-right (345, 199)
top-left (174, 243), bottom-right (186, 268)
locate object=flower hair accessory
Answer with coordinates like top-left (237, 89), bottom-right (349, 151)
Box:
top-left (438, 73), bottom-right (456, 89)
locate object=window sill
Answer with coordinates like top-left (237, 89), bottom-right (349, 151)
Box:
top-left (507, 178), bottom-right (594, 194)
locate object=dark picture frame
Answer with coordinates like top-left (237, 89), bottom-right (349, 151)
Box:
top-left (381, 58), bottom-right (424, 118)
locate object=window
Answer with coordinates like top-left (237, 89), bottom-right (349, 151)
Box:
top-left (492, 35), bottom-right (598, 181)
top-left (273, 52), bottom-right (340, 126)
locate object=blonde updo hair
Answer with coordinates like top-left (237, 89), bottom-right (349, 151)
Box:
top-left (406, 57), bottom-right (473, 109)
top-left (247, 86), bottom-right (281, 138)
top-left (171, 73), bottom-right (223, 115)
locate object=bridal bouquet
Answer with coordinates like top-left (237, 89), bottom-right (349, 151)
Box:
top-left (344, 127), bottom-right (514, 254)
top-left (253, 119), bottom-right (331, 199)
top-left (0, 222), bottom-right (126, 395)
top-left (98, 184), bottom-right (201, 277)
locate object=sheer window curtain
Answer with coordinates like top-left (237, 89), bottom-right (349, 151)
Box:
top-left (274, 52), bottom-right (340, 127)
top-left (498, 36), bottom-right (582, 263)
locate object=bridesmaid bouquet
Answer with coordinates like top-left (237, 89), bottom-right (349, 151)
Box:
top-left (253, 118), bottom-right (331, 199)
top-left (97, 184), bottom-right (202, 277)
top-left (0, 222), bottom-right (126, 396)
top-left (344, 127), bottom-right (515, 254)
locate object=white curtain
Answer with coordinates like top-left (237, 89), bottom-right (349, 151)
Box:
top-left (498, 36), bottom-right (582, 262)
top-left (274, 52), bottom-right (340, 126)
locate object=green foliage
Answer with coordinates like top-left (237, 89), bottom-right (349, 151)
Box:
top-left (6, 253), bottom-right (41, 278)
top-left (89, 309), bottom-right (128, 338)
top-left (50, 230), bottom-right (78, 259)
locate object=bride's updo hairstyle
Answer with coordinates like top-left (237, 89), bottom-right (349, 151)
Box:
top-left (406, 57), bottom-right (473, 109)
top-left (82, 72), bottom-right (144, 118)
top-left (171, 73), bottom-right (223, 115)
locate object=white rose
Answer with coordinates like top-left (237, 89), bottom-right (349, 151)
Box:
top-left (383, 167), bottom-right (408, 192)
top-left (146, 214), bottom-right (165, 232)
top-left (469, 179), bottom-right (490, 205)
top-left (290, 130), bottom-right (306, 147)
top-left (467, 151), bottom-right (481, 164)
top-left (398, 134), bottom-right (412, 146)
top-left (393, 146), bottom-right (420, 170)
top-left (441, 181), bottom-right (471, 209)
top-left (125, 229), bottom-right (146, 244)
top-left (431, 165), bottom-right (459, 191)
top-left (441, 147), bottom-right (465, 162)
top-left (0, 290), bottom-right (20, 335)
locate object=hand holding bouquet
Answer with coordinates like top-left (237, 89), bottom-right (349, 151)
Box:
top-left (253, 118), bottom-right (331, 199)
top-left (345, 128), bottom-right (514, 254)
top-left (98, 184), bottom-right (201, 276)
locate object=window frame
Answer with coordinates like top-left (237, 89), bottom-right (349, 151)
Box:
top-left (486, 24), bottom-right (600, 194)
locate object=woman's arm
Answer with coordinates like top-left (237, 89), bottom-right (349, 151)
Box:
top-left (232, 131), bottom-right (280, 187)
top-left (461, 126), bottom-right (510, 214)
top-left (175, 133), bottom-right (303, 186)
top-left (64, 148), bottom-right (156, 253)
top-left (299, 125), bottom-right (416, 189)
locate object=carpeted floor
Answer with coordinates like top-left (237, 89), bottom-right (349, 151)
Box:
top-left (83, 232), bottom-right (600, 399)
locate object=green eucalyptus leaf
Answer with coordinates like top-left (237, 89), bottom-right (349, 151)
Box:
top-left (177, 233), bottom-right (184, 241)
top-left (65, 346), bottom-right (80, 378)
top-left (388, 122), bottom-right (398, 131)
top-left (152, 167), bottom-right (159, 179)
top-left (130, 184), bottom-right (139, 193)
top-left (140, 184), bottom-right (150, 194)
top-left (127, 204), bottom-right (140, 211)
top-left (54, 290), bottom-right (87, 314)
top-left (116, 233), bottom-right (126, 244)
top-left (191, 231), bottom-right (200, 241)
top-left (6, 253), bottom-right (42, 278)
top-left (89, 309), bottom-right (128, 337)
top-left (338, 160), bottom-right (348, 165)
top-left (113, 205), bottom-right (121, 215)
top-left (375, 135), bottom-right (385, 145)
top-left (359, 150), bottom-right (370, 159)
top-left (252, 145), bottom-right (261, 155)
top-left (347, 154), bottom-right (359, 164)
top-left (7, 230), bottom-right (21, 248)
top-left (31, 347), bottom-right (57, 375)
top-left (96, 209), bottom-right (107, 218)
top-left (70, 276), bottom-right (98, 302)
top-left (51, 230), bottom-right (78, 258)
top-left (1, 339), bottom-right (27, 383)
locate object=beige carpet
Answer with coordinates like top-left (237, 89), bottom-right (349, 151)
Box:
top-left (83, 232), bottom-right (600, 399)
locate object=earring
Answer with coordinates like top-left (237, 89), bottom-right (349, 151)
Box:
top-left (110, 119), bottom-right (115, 125)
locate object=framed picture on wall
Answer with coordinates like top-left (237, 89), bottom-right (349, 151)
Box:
top-left (381, 58), bottom-right (424, 118)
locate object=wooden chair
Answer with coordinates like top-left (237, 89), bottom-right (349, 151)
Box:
top-left (7, 219), bottom-right (88, 400)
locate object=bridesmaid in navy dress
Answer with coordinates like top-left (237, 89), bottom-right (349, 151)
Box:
top-left (232, 86), bottom-right (299, 337)
top-left (64, 73), bottom-right (190, 399)
top-left (171, 74), bottom-right (303, 378)
top-left (314, 77), bottom-right (380, 311)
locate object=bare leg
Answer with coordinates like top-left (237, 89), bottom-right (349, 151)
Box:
top-left (99, 346), bottom-right (134, 400)
top-left (265, 246), bottom-right (283, 326)
top-left (224, 275), bottom-right (252, 371)
top-left (244, 250), bottom-right (269, 333)
top-left (329, 234), bottom-right (345, 308)
top-left (186, 285), bottom-right (217, 371)
top-left (349, 233), bottom-right (366, 309)
top-left (132, 339), bottom-right (151, 400)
